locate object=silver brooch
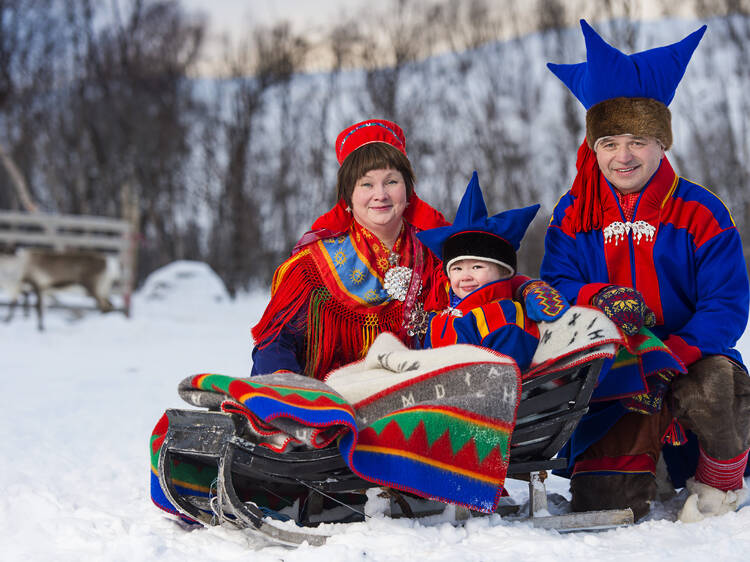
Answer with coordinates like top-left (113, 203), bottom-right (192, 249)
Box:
top-left (383, 266), bottom-right (413, 301)
top-left (603, 220), bottom-right (655, 245)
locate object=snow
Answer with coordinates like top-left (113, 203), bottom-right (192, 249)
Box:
top-left (3, 263), bottom-right (750, 561)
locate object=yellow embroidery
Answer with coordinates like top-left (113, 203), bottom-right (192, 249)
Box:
top-left (334, 250), bottom-right (347, 266)
top-left (350, 269), bottom-right (365, 285)
top-left (364, 290), bottom-right (380, 303)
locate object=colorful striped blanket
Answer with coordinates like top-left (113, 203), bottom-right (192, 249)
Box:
top-left (592, 327), bottom-right (686, 401)
top-left (151, 333), bottom-right (522, 518)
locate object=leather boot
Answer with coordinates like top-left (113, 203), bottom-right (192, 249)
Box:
top-left (570, 472), bottom-right (657, 521)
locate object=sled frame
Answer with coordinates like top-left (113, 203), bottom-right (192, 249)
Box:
top-left (158, 354), bottom-right (633, 545)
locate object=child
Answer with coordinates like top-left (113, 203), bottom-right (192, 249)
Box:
top-left (416, 172), bottom-right (569, 371)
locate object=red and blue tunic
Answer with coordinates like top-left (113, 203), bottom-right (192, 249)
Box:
top-left (423, 279), bottom-right (540, 371)
top-left (542, 156), bottom-right (748, 370)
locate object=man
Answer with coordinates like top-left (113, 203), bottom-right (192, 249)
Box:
top-left (541, 20), bottom-right (750, 522)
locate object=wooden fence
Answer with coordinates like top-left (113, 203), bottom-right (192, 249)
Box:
top-left (0, 210), bottom-right (138, 315)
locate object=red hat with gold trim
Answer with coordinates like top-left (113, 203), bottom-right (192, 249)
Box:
top-left (335, 119), bottom-right (406, 165)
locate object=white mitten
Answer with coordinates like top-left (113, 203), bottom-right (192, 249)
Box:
top-left (678, 477), bottom-right (749, 523)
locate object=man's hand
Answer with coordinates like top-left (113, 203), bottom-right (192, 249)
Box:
top-left (519, 279), bottom-right (570, 322)
top-left (592, 285), bottom-right (655, 335)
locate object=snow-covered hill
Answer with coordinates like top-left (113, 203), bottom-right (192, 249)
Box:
top-left (3, 262), bottom-right (750, 561)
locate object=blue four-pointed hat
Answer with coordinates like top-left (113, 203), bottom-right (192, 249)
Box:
top-left (547, 19), bottom-right (706, 109)
top-left (417, 172), bottom-right (540, 274)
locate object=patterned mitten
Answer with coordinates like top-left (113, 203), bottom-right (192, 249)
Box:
top-left (621, 369), bottom-right (676, 414)
top-left (519, 279), bottom-right (570, 322)
top-left (592, 285), bottom-right (655, 336)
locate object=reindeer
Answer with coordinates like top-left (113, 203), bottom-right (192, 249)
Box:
top-left (0, 248), bottom-right (120, 331)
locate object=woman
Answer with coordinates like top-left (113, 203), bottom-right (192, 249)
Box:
top-left (251, 119), bottom-right (448, 379)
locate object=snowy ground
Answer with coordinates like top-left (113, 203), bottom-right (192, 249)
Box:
top-left (3, 261), bottom-right (750, 561)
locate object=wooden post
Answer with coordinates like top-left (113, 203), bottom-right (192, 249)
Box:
top-left (120, 182), bottom-right (140, 317)
top-left (528, 471), bottom-right (549, 517)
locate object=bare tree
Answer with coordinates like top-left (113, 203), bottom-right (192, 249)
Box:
top-left (0, 143), bottom-right (37, 211)
top-left (2, 0), bottom-right (749, 289)
top-left (40, 0), bottom-right (204, 279)
top-left (0, 0), bottom-right (60, 211)
top-left (206, 23), bottom-right (310, 294)
top-left (673, 0), bottom-right (750, 261)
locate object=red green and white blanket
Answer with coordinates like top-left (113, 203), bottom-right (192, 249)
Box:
top-left (151, 333), bottom-right (522, 517)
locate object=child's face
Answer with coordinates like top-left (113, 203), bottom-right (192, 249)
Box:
top-left (447, 259), bottom-right (510, 299)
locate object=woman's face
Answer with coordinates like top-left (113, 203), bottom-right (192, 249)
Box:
top-left (350, 168), bottom-right (408, 240)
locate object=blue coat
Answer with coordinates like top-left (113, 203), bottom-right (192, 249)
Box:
top-left (542, 157), bottom-right (749, 481)
top-left (542, 158), bottom-right (748, 370)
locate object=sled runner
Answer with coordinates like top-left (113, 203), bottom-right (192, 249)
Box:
top-left (152, 307), bottom-right (635, 546)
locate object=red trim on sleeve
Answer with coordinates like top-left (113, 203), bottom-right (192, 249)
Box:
top-left (663, 334), bottom-right (703, 368)
top-left (524, 317), bottom-right (540, 338)
top-left (577, 283), bottom-right (612, 306)
top-left (511, 274), bottom-right (531, 297)
top-left (429, 315), bottom-right (458, 347)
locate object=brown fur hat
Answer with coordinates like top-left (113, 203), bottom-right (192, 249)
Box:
top-left (586, 97), bottom-right (672, 150)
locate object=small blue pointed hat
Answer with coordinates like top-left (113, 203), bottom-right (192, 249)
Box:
top-left (547, 20), bottom-right (706, 149)
top-left (417, 172), bottom-right (540, 275)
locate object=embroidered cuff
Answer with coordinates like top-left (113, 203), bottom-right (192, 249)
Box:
top-left (577, 282), bottom-right (613, 306)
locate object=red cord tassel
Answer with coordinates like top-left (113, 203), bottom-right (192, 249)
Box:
top-left (661, 417), bottom-right (688, 446)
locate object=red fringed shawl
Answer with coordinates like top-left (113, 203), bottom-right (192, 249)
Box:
top-left (252, 194), bottom-right (448, 380)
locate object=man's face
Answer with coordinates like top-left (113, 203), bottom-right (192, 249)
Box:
top-left (595, 135), bottom-right (665, 194)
